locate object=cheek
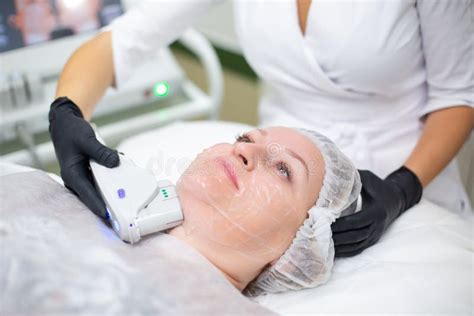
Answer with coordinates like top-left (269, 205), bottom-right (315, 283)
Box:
top-left (177, 151), bottom-right (235, 208)
top-left (176, 157), bottom-right (308, 261)
top-left (175, 146), bottom-right (240, 238)
top-left (224, 175), bottom-right (306, 254)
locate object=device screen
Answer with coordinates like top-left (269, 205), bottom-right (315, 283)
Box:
top-left (0, 0), bottom-right (124, 53)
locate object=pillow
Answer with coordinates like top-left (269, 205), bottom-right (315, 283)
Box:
top-left (118, 120), bottom-right (253, 184)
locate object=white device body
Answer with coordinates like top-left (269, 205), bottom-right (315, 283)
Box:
top-left (90, 153), bottom-right (183, 243)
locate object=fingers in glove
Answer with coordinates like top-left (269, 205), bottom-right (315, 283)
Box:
top-left (331, 208), bottom-right (375, 233)
top-left (335, 246), bottom-right (367, 258)
top-left (334, 221), bottom-right (385, 257)
top-left (80, 135), bottom-right (120, 168)
top-left (334, 234), bottom-right (377, 258)
top-left (332, 225), bottom-right (372, 246)
top-left (62, 164), bottom-right (108, 218)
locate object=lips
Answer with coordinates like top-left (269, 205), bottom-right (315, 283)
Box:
top-left (215, 157), bottom-right (239, 190)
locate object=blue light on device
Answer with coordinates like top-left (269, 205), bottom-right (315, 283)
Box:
top-left (112, 219), bottom-right (120, 232)
top-left (106, 207), bottom-right (112, 219)
top-left (117, 188), bottom-right (126, 199)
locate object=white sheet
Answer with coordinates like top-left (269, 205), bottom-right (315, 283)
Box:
top-left (117, 121), bottom-right (474, 315)
top-left (0, 161), bottom-right (63, 184)
top-left (0, 170), bottom-right (274, 315)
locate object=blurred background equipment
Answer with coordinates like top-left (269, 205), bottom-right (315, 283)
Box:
top-left (0, 0), bottom-right (223, 169)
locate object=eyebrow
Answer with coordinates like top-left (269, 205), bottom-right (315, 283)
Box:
top-left (254, 128), bottom-right (309, 181)
top-left (286, 148), bottom-right (309, 181)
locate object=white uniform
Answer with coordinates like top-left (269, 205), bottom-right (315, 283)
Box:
top-left (107, 0), bottom-right (473, 215)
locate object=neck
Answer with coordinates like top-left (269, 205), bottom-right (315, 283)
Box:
top-left (167, 224), bottom-right (251, 291)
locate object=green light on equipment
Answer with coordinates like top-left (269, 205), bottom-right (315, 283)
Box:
top-left (153, 82), bottom-right (169, 97)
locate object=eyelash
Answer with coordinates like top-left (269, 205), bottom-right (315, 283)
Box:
top-left (235, 133), bottom-right (251, 143)
top-left (276, 161), bottom-right (292, 180)
top-left (235, 133), bottom-right (292, 181)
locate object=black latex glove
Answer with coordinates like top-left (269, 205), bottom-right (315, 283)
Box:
top-left (49, 97), bottom-right (120, 218)
top-left (331, 167), bottom-right (422, 257)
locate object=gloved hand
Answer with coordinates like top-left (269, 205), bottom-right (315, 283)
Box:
top-left (331, 167), bottom-right (423, 257)
top-left (49, 96), bottom-right (120, 218)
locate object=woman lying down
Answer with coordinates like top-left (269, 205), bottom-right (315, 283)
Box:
top-left (0, 127), bottom-right (360, 314)
top-left (170, 127), bottom-right (361, 295)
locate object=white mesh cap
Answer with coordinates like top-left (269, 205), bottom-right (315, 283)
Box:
top-left (244, 128), bottom-right (362, 296)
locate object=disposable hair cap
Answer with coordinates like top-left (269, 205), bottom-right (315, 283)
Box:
top-left (245, 128), bottom-right (362, 296)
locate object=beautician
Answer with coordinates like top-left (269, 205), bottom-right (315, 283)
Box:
top-left (49, 1), bottom-right (474, 257)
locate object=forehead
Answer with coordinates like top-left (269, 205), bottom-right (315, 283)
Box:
top-left (259, 126), bottom-right (325, 205)
top-left (253, 126), bottom-right (321, 161)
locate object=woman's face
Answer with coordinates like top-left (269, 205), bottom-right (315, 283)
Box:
top-left (176, 127), bottom-right (324, 266)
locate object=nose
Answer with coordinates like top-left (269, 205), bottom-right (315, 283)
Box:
top-left (233, 142), bottom-right (266, 171)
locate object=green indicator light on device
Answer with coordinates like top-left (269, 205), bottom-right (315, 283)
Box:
top-left (153, 82), bottom-right (169, 97)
